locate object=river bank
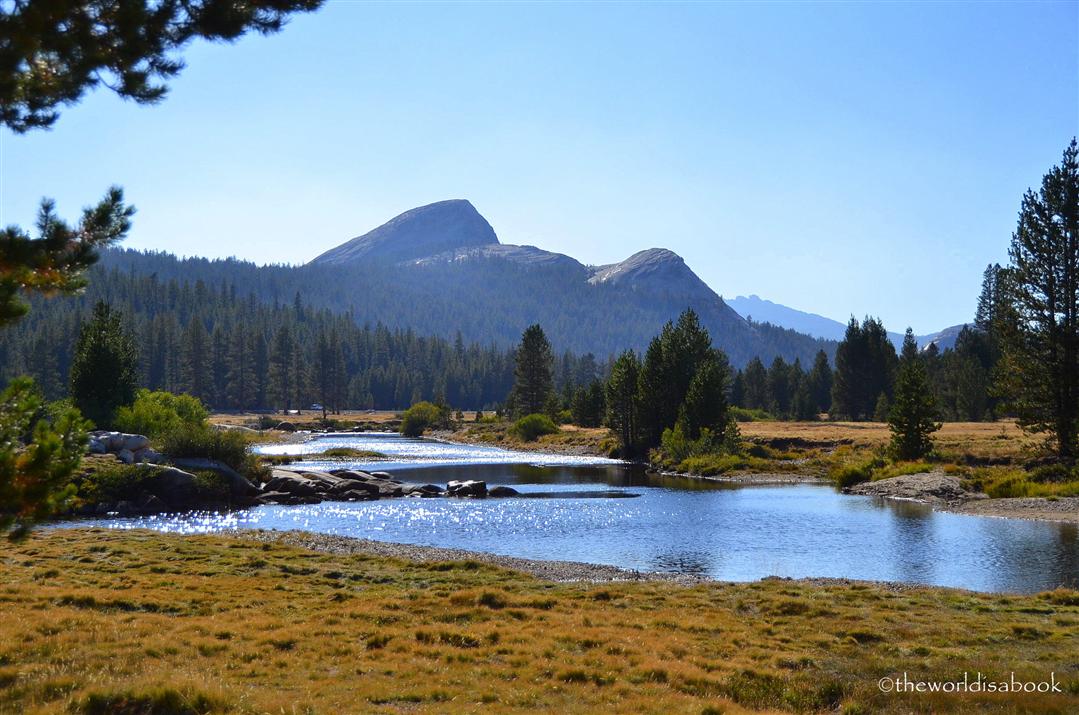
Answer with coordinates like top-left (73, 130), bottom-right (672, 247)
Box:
top-left (848, 472), bottom-right (1079, 524)
top-left (3, 528), bottom-right (1076, 714)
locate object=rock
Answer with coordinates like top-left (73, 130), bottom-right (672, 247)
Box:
top-left (122, 434), bottom-right (149, 451)
top-left (489, 486), bottom-right (519, 497)
top-left (117, 448), bottom-right (135, 464)
top-left (88, 438), bottom-right (107, 454)
top-left (330, 479), bottom-right (380, 495)
top-left (144, 466), bottom-right (199, 505)
top-left (171, 457), bottom-right (258, 496)
top-left (447, 480), bottom-right (487, 498)
top-left (401, 483), bottom-right (443, 497)
top-left (846, 472), bottom-right (969, 505)
top-left (137, 494), bottom-right (167, 513)
top-left (337, 489), bottom-right (378, 502)
top-left (139, 449), bottom-right (163, 464)
top-left (264, 470), bottom-right (320, 497)
top-left (369, 471), bottom-right (394, 479)
top-left (106, 432), bottom-right (125, 451)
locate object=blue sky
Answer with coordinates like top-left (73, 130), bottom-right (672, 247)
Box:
top-left (2, 1), bottom-right (1076, 334)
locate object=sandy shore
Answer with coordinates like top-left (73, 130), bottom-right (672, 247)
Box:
top-left (848, 472), bottom-right (1079, 524)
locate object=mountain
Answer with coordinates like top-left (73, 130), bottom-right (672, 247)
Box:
top-left (726, 295), bottom-right (854, 343)
top-left (299, 201), bottom-right (831, 366)
top-left (312, 199), bottom-right (497, 265)
top-left (727, 295), bottom-right (967, 352)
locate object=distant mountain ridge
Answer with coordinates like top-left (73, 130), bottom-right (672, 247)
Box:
top-left (727, 294), bottom-right (967, 352)
top-left (299, 200), bottom-right (832, 366)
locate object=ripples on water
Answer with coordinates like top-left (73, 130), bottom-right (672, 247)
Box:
top-left (64, 432), bottom-right (1079, 594)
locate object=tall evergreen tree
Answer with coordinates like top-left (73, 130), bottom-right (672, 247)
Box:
top-left (68, 301), bottom-right (138, 427)
top-left (831, 316), bottom-right (898, 420)
top-left (182, 319), bottom-right (211, 405)
top-left (605, 350), bottom-right (641, 455)
top-left (742, 357), bottom-right (768, 410)
top-left (889, 329), bottom-right (941, 459)
top-left (998, 139), bottom-right (1079, 458)
top-left (806, 350), bottom-right (833, 415)
top-left (268, 325), bottom-right (295, 411)
top-left (637, 309), bottom-right (714, 445)
top-left (509, 324), bottom-right (554, 416)
top-left (678, 351), bottom-right (732, 440)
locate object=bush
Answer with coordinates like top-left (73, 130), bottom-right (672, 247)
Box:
top-left (161, 424), bottom-right (261, 479)
top-left (400, 401), bottom-right (449, 437)
top-left (75, 464), bottom-right (155, 504)
top-left (114, 390), bottom-right (208, 438)
top-left (510, 413), bottom-right (559, 442)
top-left (731, 407), bottom-right (775, 422)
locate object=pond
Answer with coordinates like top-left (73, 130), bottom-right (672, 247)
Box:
top-left (67, 432), bottom-right (1079, 594)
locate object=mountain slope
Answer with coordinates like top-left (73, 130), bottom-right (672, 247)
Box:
top-left (311, 199), bottom-right (497, 265)
top-left (728, 295), bottom-right (966, 351)
top-left (299, 201), bottom-right (830, 365)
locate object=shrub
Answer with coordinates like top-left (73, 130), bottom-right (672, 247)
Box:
top-left (77, 685), bottom-right (228, 714)
top-left (76, 464), bottom-right (155, 504)
top-left (161, 424), bottom-right (261, 479)
top-left (114, 390), bottom-right (208, 438)
top-left (400, 401), bottom-right (448, 437)
top-left (731, 407), bottom-right (774, 422)
top-left (510, 413), bottom-right (558, 442)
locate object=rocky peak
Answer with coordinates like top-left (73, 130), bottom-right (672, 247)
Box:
top-left (311, 199), bottom-right (499, 265)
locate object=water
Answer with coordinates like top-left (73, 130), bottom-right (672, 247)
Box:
top-left (64, 432), bottom-right (1079, 593)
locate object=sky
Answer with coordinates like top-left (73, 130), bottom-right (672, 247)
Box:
top-left (2, 1), bottom-right (1077, 334)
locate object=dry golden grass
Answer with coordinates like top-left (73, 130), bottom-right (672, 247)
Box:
top-left (739, 420), bottom-right (1038, 458)
top-left (2, 529), bottom-right (1077, 714)
top-left (450, 422), bottom-right (615, 455)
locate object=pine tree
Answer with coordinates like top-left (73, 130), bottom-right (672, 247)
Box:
top-left (767, 356), bottom-right (791, 417)
top-left (69, 301), bottom-right (138, 427)
top-left (678, 351), bottom-right (733, 439)
top-left (998, 140), bottom-right (1079, 459)
top-left (182, 319), bottom-right (211, 405)
top-left (806, 350), bottom-right (833, 414)
top-left (509, 324), bottom-right (554, 416)
top-left (742, 357), bottom-right (768, 410)
top-left (605, 350), bottom-right (640, 455)
top-left (832, 316), bottom-right (897, 420)
top-left (889, 329), bottom-right (941, 459)
top-left (268, 325), bottom-right (295, 412)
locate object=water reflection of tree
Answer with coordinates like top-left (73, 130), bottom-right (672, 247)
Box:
top-left (883, 500), bottom-right (938, 586)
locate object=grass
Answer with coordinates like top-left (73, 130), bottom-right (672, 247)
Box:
top-left (1, 529), bottom-right (1077, 713)
top-left (451, 421), bottom-right (614, 455)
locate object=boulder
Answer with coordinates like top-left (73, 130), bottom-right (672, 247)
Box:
top-left (329, 480), bottom-right (380, 495)
top-left (106, 432), bottom-right (125, 451)
top-left (401, 483), bottom-right (443, 497)
top-left (447, 480), bottom-right (487, 498)
top-left (122, 434), bottom-right (150, 451)
top-left (144, 467), bottom-right (198, 506)
top-left (264, 470), bottom-right (320, 497)
top-left (88, 438), bottom-right (107, 454)
top-left (116, 448), bottom-right (135, 464)
top-left (171, 457), bottom-right (258, 496)
top-left (489, 486), bottom-right (519, 497)
top-left (337, 489), bottom-right (378, 502)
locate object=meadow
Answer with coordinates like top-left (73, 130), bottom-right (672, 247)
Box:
top-left (1, 529), bottom-right (1077, 714)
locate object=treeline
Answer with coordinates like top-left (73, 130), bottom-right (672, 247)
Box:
top-left (0, 266), bottom-right (605, 411)
top-left (726, 295), bottom-right (1002, 424)
top-left (88, 247), bottom-right (834, 366)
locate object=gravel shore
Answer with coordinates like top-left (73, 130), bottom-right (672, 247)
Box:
top-left (848, 472), bottom-right (1079, 524)
top-left (246, 529), bottom-right (708, 584)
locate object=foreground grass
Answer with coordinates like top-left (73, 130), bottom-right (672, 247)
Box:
top-left (2, 530), bottom-right (1077, 713)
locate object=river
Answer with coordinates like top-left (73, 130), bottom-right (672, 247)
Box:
top-left (68, 431), bottom-right (1079, 593)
